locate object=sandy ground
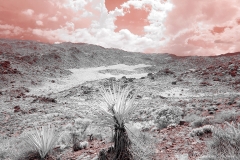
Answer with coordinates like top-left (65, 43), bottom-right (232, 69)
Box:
top-left (27, 64), bottom-right (151, 95)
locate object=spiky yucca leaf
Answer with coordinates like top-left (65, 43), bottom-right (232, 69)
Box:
top-left (96, 84), bottom-right (138, 128)
top-left (24, 125), bottom-right (63, 159)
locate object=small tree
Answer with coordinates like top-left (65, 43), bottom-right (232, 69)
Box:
top-left (91, 83), bottom-right (139, 160)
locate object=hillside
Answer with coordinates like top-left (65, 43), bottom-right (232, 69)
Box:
top-left (0, 39), bottom-right (240, 160)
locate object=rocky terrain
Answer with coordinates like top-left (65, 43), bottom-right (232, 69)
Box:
top-left (0, 39), bottom-right (240, 160)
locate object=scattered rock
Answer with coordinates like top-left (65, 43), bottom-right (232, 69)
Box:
top-left (14, 106), bottom-right (21, 112)
top-left (79, 141), bottom-right (89, 149)
top-left (200, 81), bottom-right (212, 86)
top-left (189, 69), bottom-right (196, 72)
top-left (172, 81), bottom-right (177, 85)
top-left (213, 77), bottom-right (220, 81)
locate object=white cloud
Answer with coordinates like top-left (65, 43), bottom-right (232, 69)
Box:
top-left (13, 26), bottom-right (24, 35)
top-left (0, 24), bottom-right (14, 30)
top-left (22, 9), bottom-right (34, 16)
top-left (38, 13), bottom-right (47, 19)
top-left (0, 24), bottom-right (24, 36)
top-left (0, 30), bottom-right (11, 35)
top-left (63, 0), bottom-right (88, 11)
top-left (36, 20), bottom-right (43, 26)
top-left (48, 16), bottom-right (58, 21)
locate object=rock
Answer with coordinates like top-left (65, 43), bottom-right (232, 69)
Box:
top-left (128, 78), bottom-right (135, 82)
top-left (179, 120), bottom-right (186, 126)
top-left (142, 97), bottom-right (152, 100)
top-left (136, 95), bottom-right (142, 99)
top-left (237, 69), bottom-right (240, 75)
top-left (91, 156), bottom-right (98, 160)
top-left (109, 77), bottom-right (116, 81)
top-left (234, 100), bottom-right (240, 107)
top-left (151, 126), bottom-right (158, 132)
top-left (209, 111), bottom-right (215, 115)
top-left (147, 73), bottom-right (153, 77)
top-left (213, 77), bottom-right (220, 81)
top-left (121, 76), bottom-right (127, 80)
top-left (229, 71), bottom-right (237, 77)
top-left (79, 141), bottom-right (89, 149)
top-left (207, 106), bottom-right (218, 111)
top-left (159, 95), bottom-right (167, 99)
top-left (164, 68), bottom-right (174, 74)
top-left (14, 106), bottom-right (21, 112)
top-left (147, 73), bottom-right (154, 79)
top-left (200, 81), bottom-right (212, 86)
top-left (189, 69), bottom-right (196, 72)
top-left (59, 144), bottom-right (67, 151)
top-left (172, 81), bottom-right (177, 85)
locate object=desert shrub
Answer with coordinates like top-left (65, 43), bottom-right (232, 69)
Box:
top-left (154, 105), bottom-right (183, 130)
top-left (205, 122), bottom-right (240, 159)
top-left (214, 110), bottom-right (239, 123)
top-left (62, 120), bottom-right (90, 151)
top-left (125, 123), bottom-right (156, 160)
top-left (185, 114), bottom-right (210, 128)
top-left (190, 125), bottom-right (214, 137)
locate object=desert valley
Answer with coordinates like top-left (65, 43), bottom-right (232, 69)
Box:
top-left (0, 39), bottom-right (240, 160)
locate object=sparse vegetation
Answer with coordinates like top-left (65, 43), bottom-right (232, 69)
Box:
top-left (1, 39), bottom-right (240, 159)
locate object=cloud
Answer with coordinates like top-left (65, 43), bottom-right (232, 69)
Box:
top-left (0, 24), bottom-right (25, 37)
top-left (159, 0), bottom-right (240, 55)
top-left (0, 0), bottom-right (240, 56)
top-left (36, 20), bottom-right (43, 26)
top-left (22, 9), bottom-right (34, 16)
top-left (48, 16), bottom-right (58, 21)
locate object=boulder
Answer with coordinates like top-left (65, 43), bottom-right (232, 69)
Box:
top-left (172, 81), bottom-right (177, 85)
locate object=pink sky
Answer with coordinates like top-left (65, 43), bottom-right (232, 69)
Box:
top-left (0, 0), bottom-right (240, 56)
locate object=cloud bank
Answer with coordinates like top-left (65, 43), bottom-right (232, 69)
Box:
top-left (0, 0), bottom-right (240, 56)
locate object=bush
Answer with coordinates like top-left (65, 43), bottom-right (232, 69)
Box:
top-left (214, 110), bottom-right (239, 123)
top-left (205, 122), bottom-right (240, 159)
top-left (185, 114), bottom-right (211, 128)
top-left (154, 105), bottom-right (183, 130)
top-left (190, 125), bottom-right (214, 137)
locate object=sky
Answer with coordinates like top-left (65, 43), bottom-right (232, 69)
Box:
top-left (0, 0), bottom-right (240, 56)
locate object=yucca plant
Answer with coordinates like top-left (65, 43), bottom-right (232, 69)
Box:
top-left (24, 125), bottom-right (63, 159)
top-left (92, 83), bottom-right (139, 160)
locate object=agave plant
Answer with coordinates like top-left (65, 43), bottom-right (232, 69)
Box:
top-left (24, 125), bottom-right (63, 159)
top-left (92, 83), bottom-right (139, 160)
